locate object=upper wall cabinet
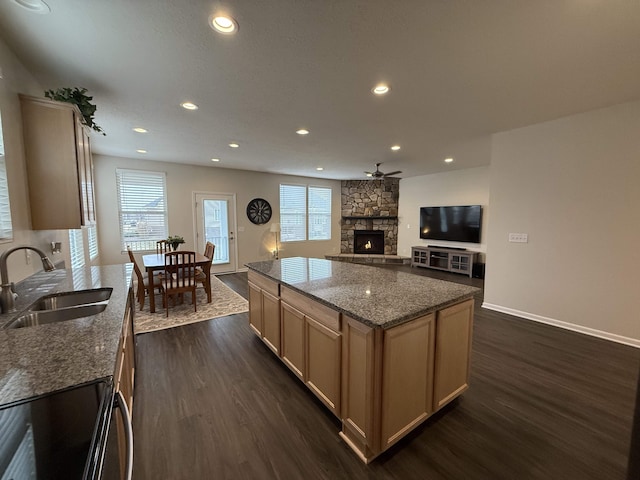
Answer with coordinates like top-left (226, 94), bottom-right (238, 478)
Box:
top-left (19, 94), bottom-right (96, 230)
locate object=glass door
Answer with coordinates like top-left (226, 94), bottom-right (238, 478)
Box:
top-left (194, 193), bottom-right (237, 274)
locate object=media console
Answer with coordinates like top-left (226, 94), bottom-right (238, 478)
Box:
top-left (411, 246), bottom-right (478, 278)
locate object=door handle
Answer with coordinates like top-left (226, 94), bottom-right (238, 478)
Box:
top-left (115, 390), bottom-right (134, 480)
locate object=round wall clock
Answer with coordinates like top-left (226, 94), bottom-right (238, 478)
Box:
top-left (246, 198), bottom-right (272, 224)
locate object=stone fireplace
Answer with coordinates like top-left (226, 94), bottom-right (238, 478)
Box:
top-left (340, 178), bottom-right (399, 255)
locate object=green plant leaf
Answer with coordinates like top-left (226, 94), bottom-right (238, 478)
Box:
top-left (44, 87), bottom-right (106, 135)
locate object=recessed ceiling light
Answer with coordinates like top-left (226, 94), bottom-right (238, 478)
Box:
top-left (211, 158), bottom-right (220, 162)
top-left (136, 149), bottom-right (147, 154)
top-left (180, 102), bottom-right (198, 110)
top-left (444, 157), bottom-right (454, 163)
top-left (12, 0), bottom-right (50, 14)
top-left (372, 84), bottom-right (390, 95)
top-left (316, 167), bottom-right (324, 171)
top-left (209, 14), bottom-right (238, 34)
top-left (133, 127), bottom-right (148, 133)
top-left (296, 129), bottom-right (309, 135)
top-left (228, 143), bottom-right (239, 148)
top-left (391, 145), bottom-right (401, 151)
top-left (366, 173), bottom-right (373, 177)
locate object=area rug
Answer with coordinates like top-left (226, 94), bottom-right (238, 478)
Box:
top-left (134, 275), bottom-right (248, 334)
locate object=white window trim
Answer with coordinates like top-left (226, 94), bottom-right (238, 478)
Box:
top-left (279, 183), bottom-right (331, 242)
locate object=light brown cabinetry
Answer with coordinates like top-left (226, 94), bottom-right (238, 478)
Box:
top-left (113, 287), bottom-right (136, 478)
top-left (19, 94), bottom-right (96, 229)
top-left (248, 271), bottom-right (281, 354)
top-left (433, 299), bottom-right (474, 409)
top-left (247, 269), bottom-right (474, 463)
top-left (281, 286), bottom-right (342, 416)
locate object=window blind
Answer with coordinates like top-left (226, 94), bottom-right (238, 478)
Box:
top-left (116, 169), bottom-right (168, 251)
top-left (68, 229), bottom-right (85, 268)
top-left (308, 186), bottom-right (331, 240)
top-left (279, 184), bottom-right (307, 242)
top-left (87, 225), bottom-right (98, 260)
top-left (0, 155), bottom-right (12, 241)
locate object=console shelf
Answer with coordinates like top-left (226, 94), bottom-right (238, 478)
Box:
top-left (411, 246), bottom-right (477, 278)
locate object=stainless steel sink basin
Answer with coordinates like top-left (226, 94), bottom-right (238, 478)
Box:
top-left (28, 288), bottom-right (113, 311)
top-left (7, 303), bottom-right (108, 329)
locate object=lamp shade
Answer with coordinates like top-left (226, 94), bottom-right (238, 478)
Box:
top-left (270, 223), bottom-right (280, 233)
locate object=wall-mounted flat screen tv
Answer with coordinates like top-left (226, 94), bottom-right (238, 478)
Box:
top-left (419, 205), bottom-right (482, 243)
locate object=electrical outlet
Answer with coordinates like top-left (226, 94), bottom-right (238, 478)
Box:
top-left (25, 250), bottom-right (31, 264)
top-left (508, 233), bottom-right (528, 243)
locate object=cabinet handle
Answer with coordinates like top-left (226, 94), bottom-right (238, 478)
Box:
top-left (115, 390), bottom-right (134, 480)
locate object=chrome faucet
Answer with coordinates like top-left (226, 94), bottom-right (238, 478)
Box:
top-left (0, 246), bottom-right (56, 314)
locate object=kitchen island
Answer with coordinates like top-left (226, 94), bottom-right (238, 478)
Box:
top-left (246, 257), bottom-right (480, 462)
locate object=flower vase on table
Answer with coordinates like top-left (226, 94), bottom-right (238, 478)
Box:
top-left (166, 235), bottom-right (185, 252)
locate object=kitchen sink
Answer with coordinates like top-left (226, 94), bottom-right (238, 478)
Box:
top-left (7, 303), bottom-right (108, 329)
top-left (28, 288), bottom-right (113, 311)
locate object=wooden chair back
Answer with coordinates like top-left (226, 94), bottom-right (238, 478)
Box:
top-left (127, 247), bottom-right (146, 310)
top-left (204, 241), bottom-right (215, 260)
top-left (157, 240), bottom-right (170, 254)
top-left (163, 251), bottom-right (197, 316)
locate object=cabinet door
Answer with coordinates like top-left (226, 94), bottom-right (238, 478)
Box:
top-left (380, 314), bottom-right (434, 449)
top-left (306, 315), bottom-right (341, 416)
top-left (281, 302), bottom-right (305, 380)
top-left (433, 299), bottom-right (474, 409)
top-left (248, 282), bottom-right (263, 336)
top-left (340, 316), bottom-right (379, 460)
top-left (261, 290), bottom-right (281, 354)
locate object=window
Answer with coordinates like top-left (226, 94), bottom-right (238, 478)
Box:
top-left (116, 169), bottom-right (168, 251)
top-left (68, 229), bottom-right (85, 268)
top-left (0, 111), bottom-right (12, 241)
top-left (279, 184), bottom-right (331, 242)
top-left (87, 225), bottom-right (99, 260)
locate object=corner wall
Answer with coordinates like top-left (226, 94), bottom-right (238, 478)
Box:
top-left (485, 101), bottom-right (640, 344)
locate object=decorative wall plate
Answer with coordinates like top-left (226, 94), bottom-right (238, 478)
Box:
top-left (246, 198), bottom-right (272, 224)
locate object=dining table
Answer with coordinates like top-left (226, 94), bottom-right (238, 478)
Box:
top-left (142, 252), bottom-right (212, 313)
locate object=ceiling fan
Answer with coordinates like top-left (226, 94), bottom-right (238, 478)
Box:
top-left (364, 163), bottom-right (402, 179)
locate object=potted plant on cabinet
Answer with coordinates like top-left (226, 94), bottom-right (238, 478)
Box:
top-left (44, 87), bottom-right (105, 135)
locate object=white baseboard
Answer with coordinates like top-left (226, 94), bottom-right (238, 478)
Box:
top-left (481, 302), bottom-right (640, 349)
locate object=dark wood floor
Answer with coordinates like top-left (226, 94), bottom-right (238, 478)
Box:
top-left (132, 265), bottom-right (640, 480)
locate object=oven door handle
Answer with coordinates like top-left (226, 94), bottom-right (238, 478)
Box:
top-left (115, 391), bottom-right (134, 480)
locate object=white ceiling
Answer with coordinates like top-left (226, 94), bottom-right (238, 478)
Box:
top-left (0, 0), bottom-right (638, 180)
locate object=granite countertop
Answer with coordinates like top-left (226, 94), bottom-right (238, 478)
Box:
top-left (246, 257), bottom-right (480, 328)
top-left (0, 264), bottom-right (131, 407)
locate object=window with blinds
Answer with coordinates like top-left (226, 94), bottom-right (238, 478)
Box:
top-left (308, 186), bottom-right (331, 240)
top-left (0, 111), bottom-right (12, 241)
top-left (87, 225), bottom-right (98, 260)
top-left (279, 184), bottom-right (331, 242)
top-left (68, 229), bottom-right (85, 268)
top-left (0, 154), bottom-right (12, 241)
top-left (116, 169), bottom-right (168, 251)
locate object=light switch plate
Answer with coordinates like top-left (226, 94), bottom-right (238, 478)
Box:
top-left (508, 233), bottom-right (528, 243)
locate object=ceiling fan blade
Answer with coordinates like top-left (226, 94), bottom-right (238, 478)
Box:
top-left (383, 170), bottom-right (402, 177)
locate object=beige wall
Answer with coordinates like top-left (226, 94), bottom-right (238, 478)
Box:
top-left (485, 101), bottom-right (640, 345)
top-left (0, 38), bottom-right (70, 283)
top-left (94, 155), bottom-right (342, 267)
top-left (397, 166), bottom-right (491, 260)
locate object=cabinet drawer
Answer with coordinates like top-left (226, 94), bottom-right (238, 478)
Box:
top-left (281, 286), bottom-right (340, 332)
top-left (248, 270), bottom-right (280, 297)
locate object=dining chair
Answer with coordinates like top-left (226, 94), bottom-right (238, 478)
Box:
top-left (163, 251), bottom-right (197, 317)
top-left (127, 247), bottom-right (164, 311)
top-left (196, 242), bottom-right (215, 302)
top-left (156, 240), bottom-right (170, 254)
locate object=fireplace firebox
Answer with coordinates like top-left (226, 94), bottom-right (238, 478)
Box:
top-left (354, 230), bottom-right (385, 254)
